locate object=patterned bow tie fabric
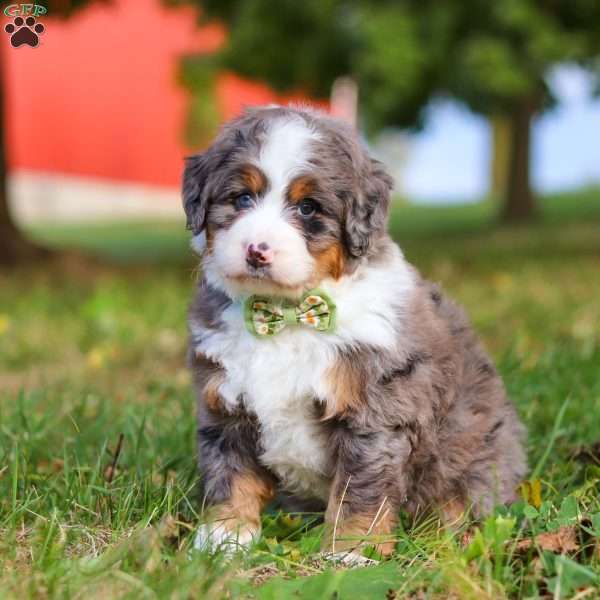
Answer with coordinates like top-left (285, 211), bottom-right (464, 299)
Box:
top-left (244, 290), bottom-right (336, 337)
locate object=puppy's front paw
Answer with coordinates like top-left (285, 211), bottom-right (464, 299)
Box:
top-left (193, 519), bottom-right (260, 555)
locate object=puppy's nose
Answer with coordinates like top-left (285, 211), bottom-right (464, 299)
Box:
top-left (246, 242), bottom-right (273, 268)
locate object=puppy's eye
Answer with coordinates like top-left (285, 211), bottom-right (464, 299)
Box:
top-left (234, 193), bottom-right (254, 211)
top-left (298, 199), bottom-right (317, 218)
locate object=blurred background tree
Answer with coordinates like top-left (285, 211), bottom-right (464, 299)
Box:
top-left (441, 1), bottom-right (600, 221)
top-left (0, 0), bottom-right (105, 265)
top-left (181, 0), bottom-right (600, 222)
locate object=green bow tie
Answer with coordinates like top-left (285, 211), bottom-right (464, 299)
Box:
top-left (243, 289), bottom-right (336, 337)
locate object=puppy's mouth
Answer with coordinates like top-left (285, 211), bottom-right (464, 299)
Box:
top-left (244, 264), bottom-right (272, 280)
top-left (227, 266), bottom-right (308, 295)
top-left (227, 264), bottom-right (273, 284)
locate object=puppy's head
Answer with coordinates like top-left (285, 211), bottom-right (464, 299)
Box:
top-left (183, 106), bottom-right (393, 299)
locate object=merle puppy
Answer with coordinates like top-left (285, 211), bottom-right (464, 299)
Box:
top-left (183, 105), bottom-right (526, 559)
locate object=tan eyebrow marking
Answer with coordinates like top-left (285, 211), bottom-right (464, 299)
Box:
top-left (287, 175), bottom-right (317, 204)
top-left (239, 164), bottom-right (268, 196)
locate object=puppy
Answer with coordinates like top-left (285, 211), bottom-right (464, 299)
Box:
top-left (184, 106), bottom-right (526, 557)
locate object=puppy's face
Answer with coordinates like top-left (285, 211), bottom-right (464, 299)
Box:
top-left (183, 107), bottom-right (393, 299)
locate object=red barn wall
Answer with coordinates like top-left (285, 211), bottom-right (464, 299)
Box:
top-left (2, 0), bottom-right (322, 191)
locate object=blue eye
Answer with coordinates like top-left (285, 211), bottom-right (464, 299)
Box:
top-left (235, 193), bottom-right (254, 210)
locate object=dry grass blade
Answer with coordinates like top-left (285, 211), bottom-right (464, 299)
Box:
top-left (104, 433), bottom-right (125, 484)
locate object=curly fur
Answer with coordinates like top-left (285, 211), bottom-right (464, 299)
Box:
top-left (184, 106), bottom-right (527, 554)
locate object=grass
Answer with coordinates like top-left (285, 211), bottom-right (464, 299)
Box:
top-left (1, 187), bottom-right (600, 598)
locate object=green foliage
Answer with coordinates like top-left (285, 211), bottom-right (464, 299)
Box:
top-left (546, 555), bottom-right (598, 599)
top-left (177, 0), bottom-right (357, 145)
top-left (441, 0), bottom-right (600, 115)
top-left (353, 5), bottom-right (436, 131)
top-left (221, 0), bottom-right (356, 99)
top-left (180, 0), bottom-right (600, 130)
top-left (178, 55), bottom-right (221, 147)
top-left (1, 189), bottom-right (599, 597)
top-left (257, 562), bottom-right (404, 599)
top-left (463, 515), bottom-right (516, 564)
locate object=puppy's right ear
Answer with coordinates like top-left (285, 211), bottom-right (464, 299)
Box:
top-left (182, 152), bottom-right (211, 235)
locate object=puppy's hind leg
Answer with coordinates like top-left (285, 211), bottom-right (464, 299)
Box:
top-left (322, 428), bottom-right (412, 560)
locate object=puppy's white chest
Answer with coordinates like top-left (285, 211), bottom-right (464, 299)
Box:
top-left (194, 255), bottom-right (415, 497)
top-left (199, 314), bottom-right (335, 498)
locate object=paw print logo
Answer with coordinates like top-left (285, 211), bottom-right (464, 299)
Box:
top-left (5, 16), bottom-right (44, 48)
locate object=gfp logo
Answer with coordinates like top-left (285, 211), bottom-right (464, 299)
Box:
top-left (4, 4), bottom-right (46, 47)
top-left (4, 4), bottom-right (46, 17)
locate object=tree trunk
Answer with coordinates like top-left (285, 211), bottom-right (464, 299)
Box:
top-left (0, 48), bottom-right (49, 266)
top-left (490, 115), bottom-right (511, 200)
top-left (501, 96), bottom-right (537, 223)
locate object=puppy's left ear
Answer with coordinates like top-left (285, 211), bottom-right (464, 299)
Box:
top-left (345, 158), bottom-right (394, 258)
top-left (182, 152), bottom-right (211, 235)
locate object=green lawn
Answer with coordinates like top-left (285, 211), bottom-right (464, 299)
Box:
top-left (1, 188), bottom-right (599, 598)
